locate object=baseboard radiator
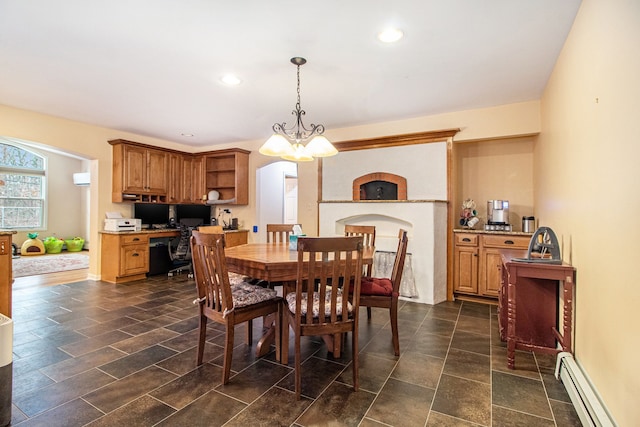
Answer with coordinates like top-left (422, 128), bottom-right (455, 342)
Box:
top-left (555, 352), bottom-right (616, 426)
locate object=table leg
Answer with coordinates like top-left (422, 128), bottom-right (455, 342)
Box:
top-left (256, 313), bottom-right (276, 359)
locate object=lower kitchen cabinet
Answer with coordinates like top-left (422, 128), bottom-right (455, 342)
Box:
top-left (453, 231), bottom-right (531, 299)
top-left (100, 229), bottom-right (248, 284)
top-left (101, 233), bottom-right (150, 283)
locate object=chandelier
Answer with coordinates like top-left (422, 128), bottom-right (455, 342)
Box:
top-left (259, 57), bottom-right (338, 162)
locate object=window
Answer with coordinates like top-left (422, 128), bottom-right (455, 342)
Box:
top-left (0, 142), bottom-right (46, 229)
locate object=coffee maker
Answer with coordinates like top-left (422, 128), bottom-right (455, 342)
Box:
top-left (485, 200), bottom-right (512, 231)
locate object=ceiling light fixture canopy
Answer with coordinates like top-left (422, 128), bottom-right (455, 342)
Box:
top-left (259, 57), bottom-right (337, 162)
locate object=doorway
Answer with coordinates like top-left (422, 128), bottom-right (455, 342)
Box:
top-left (256, 161), bottom-right (298, 243)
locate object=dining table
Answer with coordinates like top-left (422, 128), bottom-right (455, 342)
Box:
top-left (224, 241), bottom-right (375, 362)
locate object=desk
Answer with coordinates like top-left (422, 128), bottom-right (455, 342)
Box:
top-left (100, 229), bottom-right (248, 283)
top-left (224, 242), bottom-right (375, 360)
top-left (499, 251), bottom-right (576, 369)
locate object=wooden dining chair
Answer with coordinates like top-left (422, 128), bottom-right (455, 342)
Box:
top-left (345, 224), bottom-right (376, 318)
top-left (283, 236), bottom-right (364, 399)
top-left (359, 229), bottom-right (408, 356)
top-left (190, 230), bottom-right (282, 384)
top-left (266, 223), bottom-right (300, 243)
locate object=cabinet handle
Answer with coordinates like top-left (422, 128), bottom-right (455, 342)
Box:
top-left (132, 252), bottom-right (139, 257)
top-left (462, 238), bottom-right (471, 242)
top-left (504, 240), bottom-right (515, 245)
top-left (133, 237), bottom-right (140, 241)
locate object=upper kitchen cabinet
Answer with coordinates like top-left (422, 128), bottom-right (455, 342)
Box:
top-left (110, 139), bottom-right (169, 202)
top-left (166, 152), bottom-right (182, 204)
top-left (181, 154), bottom-right (205, 204)
top-left (203, 148), bottom-right (249, 205)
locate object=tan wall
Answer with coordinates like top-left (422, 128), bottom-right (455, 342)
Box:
top-left (454, 136), bottom-right (535, 231)
top-left (538, 0), bottom-right (639, 424)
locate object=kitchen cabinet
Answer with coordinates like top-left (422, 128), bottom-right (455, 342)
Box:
top-left (453, 233), bottom-right (479, 294)
top-left (224, 230), bottom-right (248, 247)
top-left (166, 152), bottom-right (182, 204)
top-left (453, 231), bottom-right (531, 299)
top-left (181, 155), bottom-right (204, 203)
top-left (101, 233), bottom-right (150, 283)
top-left (109, 140), bottom-right (250, 206)
top-left (0, 233), bottom-right (13, 317)
top-left (204, 149), bottom-right (250, 205)
top-left (100, 229), bottom-right (248, 284)
top-left (110, 140), bottom-right (169, 202)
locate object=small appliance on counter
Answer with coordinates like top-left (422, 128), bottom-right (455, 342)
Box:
top-left (522, 216), bottom-right (536, 233)
top-left (104, 211), bottom-right (141, 232)
top-left (485, 200), bottom-right (512, 231)
top-left (104, 218), bottom-right (141, 232)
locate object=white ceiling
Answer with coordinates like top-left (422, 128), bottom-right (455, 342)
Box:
top-left (0, 0), bottom-right (581, 148)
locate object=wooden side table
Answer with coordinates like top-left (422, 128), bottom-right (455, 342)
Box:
top-left (499, 251), bottom-right (576, 369)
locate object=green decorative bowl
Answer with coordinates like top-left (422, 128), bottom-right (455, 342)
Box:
top-left (43, 239), bottom-right (64, 254)
top-left (65, 238), bottom-right (85, 252)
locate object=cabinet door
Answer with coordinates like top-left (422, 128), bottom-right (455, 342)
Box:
top-left (146, 149), bottom-right (168, 194)
top-left (224, 231), bottom-right (248, 248)
top-left (120, 244), bottom-right (149, 276)
top-left (479, 247), bottom-right (502, 297)
top-left (192, 155), bottom-right (204, 202)
top-left (167, 153), bottom-right (182, 204)
top-left (454, 246), bottom-right (478, 294)
top-left (123, 145), bottom-right (147, 192)
top-left (180, 156), bottom-right (197, 203)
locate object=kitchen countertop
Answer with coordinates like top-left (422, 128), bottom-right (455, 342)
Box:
top-left (0, 230), bottom-right (17, 235)
top-left (453, 228), bottom-right (533, 236)
top-left (100, 228), bottom-right (248, 235)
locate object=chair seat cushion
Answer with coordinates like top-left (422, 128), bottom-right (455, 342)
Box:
top-left (360, 277), bottom-right (394, 296)
top-left (285, 290), bottom-right (352, 317)
top-left (231, 282), bottom-right (278, 308)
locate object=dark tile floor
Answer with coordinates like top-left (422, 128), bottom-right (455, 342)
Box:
top-left (7, 274), bottom-right (581, 426)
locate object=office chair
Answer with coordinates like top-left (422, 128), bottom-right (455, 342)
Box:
top-left (168, 223), bottom-right (195, 278)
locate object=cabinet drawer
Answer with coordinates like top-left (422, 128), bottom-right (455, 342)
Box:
top-left (121, 234), bottom-right (149, 245)
top-left (455, 233), bottom-right (479, 246)
top-left (120, 244), bottom-right (149, 276)
top-left (482, 235), bottom-right (530, 249)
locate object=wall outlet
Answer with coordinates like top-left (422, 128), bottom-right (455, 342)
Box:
top-left (253, 225), bottom-right (258, 233)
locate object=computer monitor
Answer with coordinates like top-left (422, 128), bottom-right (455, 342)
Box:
top-left (134, 203), bottom-right (170, 228)
top-left (176, 204), bottom-right (211, 226)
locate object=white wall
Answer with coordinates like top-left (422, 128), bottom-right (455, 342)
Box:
top-left (322, 143), bottom-right (447, 201)
top-left (256, 160), bottom-right (297, 242)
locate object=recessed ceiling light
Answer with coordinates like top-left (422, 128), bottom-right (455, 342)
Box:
top-left (220, 74), bottom-right (241, 86)
top-left (378, 28), bottom-right (404, 43)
